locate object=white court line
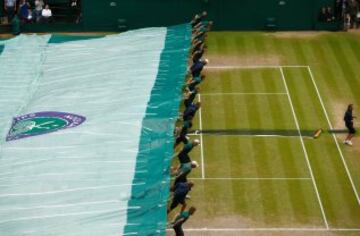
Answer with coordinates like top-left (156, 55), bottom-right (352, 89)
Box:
top-left (307, 66), bottom-right (360, 205)
top-left (279, 67), bottom-right (329, 229)
top-left (198, 94), bottom-right (205, 179)
top-left (169, 228), bottom-right (360, 232)
top-left (206, 65), bottom-right (308, 70)
top-left (201, 92), bottom-right (287, 96)
top-left (188, 177), bottom-right (311, 180)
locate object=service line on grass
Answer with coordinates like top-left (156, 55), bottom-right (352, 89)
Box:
top-left (198, 94), bottom-right (205, 179)
top-left (279, 67), bottom-right (329, 229)
top-left (307, 66), bottom-right (360, 205)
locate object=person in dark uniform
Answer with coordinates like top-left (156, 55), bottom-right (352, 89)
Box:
top-left (173, 161), bottom-right (199, 186)
top-left (183, 102), bottom-right (201, 121)
top-left (190, 59), bottom-right (208, 77)
top-left (192, 48), bottom-right (205, 63)
top-left (191, 11), bottom-right (207, 28)
top-left (177, 139), bottom-right (200, 164)
top-left (187, 75), bottom-right (204, 93)
top-left (344, 104), bottom-right (356, 145)
top-left (174, 118), bottom-right (193, 148)
top-left (168, 181), bottom-right (194, 213)
top-left (184, 87), bottom-right (199, 108)
top-left (171, 207), bottom-right (197, 236)
top-left (192, 21), bottom-right (213, 42)
top-left (191, 39), bottom-right (204, 55)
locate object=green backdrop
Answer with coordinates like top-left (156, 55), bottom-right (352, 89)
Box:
top-left (1, 0), bottom-right (339, 32)
top-left (81, 0), bottom-right (338, 31)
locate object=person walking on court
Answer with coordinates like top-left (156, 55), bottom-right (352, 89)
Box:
top-left (344, 104), bottom-right (356, 145)
top-left (168, 181), bottom-right (194, 213)
top-left (173, 161), bottom-right (199, 186)
top-left (170, 207), bottom-right (197, 236)
top-left (183, 102), bottom-right (201, 121)
top-left (190, 59), bottom-right (208, 77)
top-left (187, 75), bottom-right (205, 93)
top-left (184, 87), bottom-right (200, 108)
top-left (174, 118), bottom-right (193, 148)
top-left (178, 139), bottom-right (200, 164)
top-left (191, 11), bottom-right (207, 28)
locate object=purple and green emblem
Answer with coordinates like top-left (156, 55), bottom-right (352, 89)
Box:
top-left (6, 111), bottom-right (86, 141)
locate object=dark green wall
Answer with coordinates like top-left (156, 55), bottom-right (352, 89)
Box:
top-left (81, 0), bottom-right (338, 31)
top-left (0, 0), bottom-right (338, 32)
top-left (0, 0), bottom-right (4, 17)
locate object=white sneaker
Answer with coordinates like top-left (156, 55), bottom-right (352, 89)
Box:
top-left (344, 140), bottom-right (353, 146)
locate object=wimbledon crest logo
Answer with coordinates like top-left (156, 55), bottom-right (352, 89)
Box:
top-left (6, 112), bottom-right (86, 142)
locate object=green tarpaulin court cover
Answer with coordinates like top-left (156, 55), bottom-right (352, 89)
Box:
top-left (0, 24), bottom-right (191, 236)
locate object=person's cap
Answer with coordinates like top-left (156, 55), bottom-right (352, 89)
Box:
top-left (191, 161), bottom-right (199, 168)
top-left (193, 139), bottom-right (200, 145)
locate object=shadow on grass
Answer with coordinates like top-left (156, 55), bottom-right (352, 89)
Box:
top-left (189, 128), bottom-right (349, 138)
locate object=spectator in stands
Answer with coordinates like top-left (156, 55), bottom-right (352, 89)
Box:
top-left (4, 0), bottom-right (17, 23)
top-left (18, 0), bottom-right (30, 23)
top-left (33, 0), bottom-right (44, 23)
top-left (335, 0), bottom-right (344, 20)
top-left (70, 0), bottom-right (78, 7)
top-left (171, 207), bottom-right (196, 236)
top-left (70, 0), bottom-right (81, 23)
top-left (41, 4), bottom-right (52, 23)
top-left (319, 7), bottom-right (328, 22)
top-left (326, 6), bottom-right (335, 22)
top-left (357, 4), bottom-right (360, 27)
top-left (168, 181), bottom-right (194, 213)
top-left (27, 9), bottom-right (33, 22)
top-left (183, 102), bottom-right (201, 121)
top-left (348, 0), bottom-right (359, 28)
top-left (177, 139), bottom-right (200, 164)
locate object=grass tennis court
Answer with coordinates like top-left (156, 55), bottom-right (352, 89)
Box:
top-left (169, 32), bottom-right (360, 235)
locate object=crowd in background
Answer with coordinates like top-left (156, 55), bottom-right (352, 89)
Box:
top-left (4, 0), bottom-right (53, 24)
top-left (3, 0), bottom-right (79, 24)
top-left (167, 12), bottom-right (212, 236)
top-left (340, 0), bottom-right (360, 28)
top-left (319, 0), bottom-right (360, 29)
